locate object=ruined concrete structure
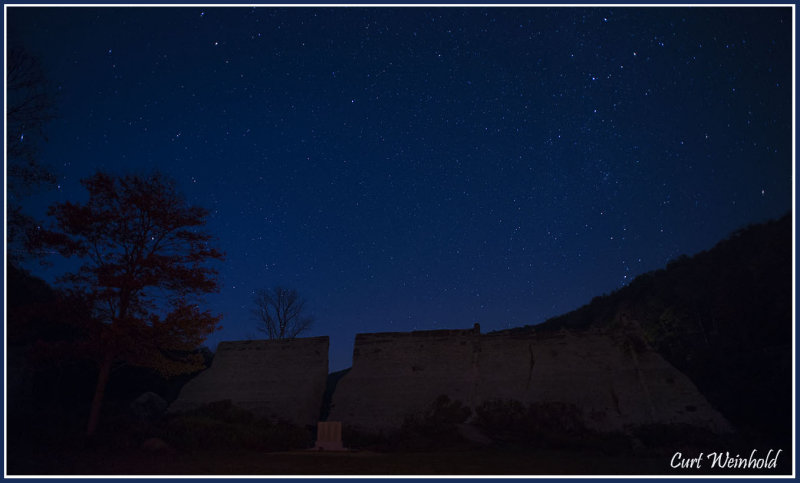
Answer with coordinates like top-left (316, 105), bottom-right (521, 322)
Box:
top-left (169, 337), bottom-right (328, 427)
top-left (328, 324), bottom-right (732, 434)
top-left (169, 325), bottom-right (731, 435)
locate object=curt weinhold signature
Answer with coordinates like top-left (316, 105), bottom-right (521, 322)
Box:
top-left (671, 449), bottom-right (782, 470)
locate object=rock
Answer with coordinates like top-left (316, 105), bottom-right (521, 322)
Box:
top-left (130, 392), bottom-right (168, 422)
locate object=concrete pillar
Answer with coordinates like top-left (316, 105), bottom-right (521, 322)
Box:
top-left (314, 421), bottom-right (345, 451)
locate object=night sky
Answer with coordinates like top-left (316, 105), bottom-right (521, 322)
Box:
top-left (7, 6), bottom-right (793, 372)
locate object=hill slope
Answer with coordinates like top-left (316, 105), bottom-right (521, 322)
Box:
top-left (496, 213), bottom-right (792, 445)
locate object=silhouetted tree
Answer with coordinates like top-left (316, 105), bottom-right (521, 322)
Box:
top-left (253, 286), bottom-right (314, 340)
top-left (39, 171), bottom-right (224, 437)
top-left (7, 46), bottom-right (58, 262)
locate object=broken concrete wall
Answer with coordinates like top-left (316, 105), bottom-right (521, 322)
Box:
top-left (475, 327), bottom-right (731, 432)
top-left (327, 329), bottom-right (479, 430)
top-left (169, 336), bottom-right (328, 427)
top-left (328, 326), bottom-right (731, 434)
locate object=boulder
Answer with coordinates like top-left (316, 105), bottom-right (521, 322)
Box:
top-left (130, 391), bottom-right (168, 422)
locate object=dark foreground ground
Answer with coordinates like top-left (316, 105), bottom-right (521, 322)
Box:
top-left (8, 446), bottom-right (792, 476)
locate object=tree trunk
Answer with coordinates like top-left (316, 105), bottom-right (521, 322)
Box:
top-left (86, 351), bottom-right (114, 438)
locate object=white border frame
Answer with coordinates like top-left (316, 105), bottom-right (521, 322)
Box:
top-left (3, 3), bottom-right (796, 479)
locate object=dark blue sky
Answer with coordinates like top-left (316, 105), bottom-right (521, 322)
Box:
top-left (8, 6), bottom-right (792, 371)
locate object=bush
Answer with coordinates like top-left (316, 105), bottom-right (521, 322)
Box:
top-left (162, 400), bottom-right (312, 451)
top-left (414, 394), bottom-right (472, 428)
top-left (391, 395), bottom-right (471, 451)
top-left (474, 399), bottom-right (589, 448)
top-left (474, 399), bottom-right (527, 437)
top-left (344, 395), bottom-right (472, 452)
top-left (183, 399), bottom-right (255, 424)
top-left (341, 426), bottom-right (389, 450)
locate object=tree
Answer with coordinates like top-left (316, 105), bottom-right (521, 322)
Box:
top-left (40, 171), bottom-right (224, 437)
top-left (8, 47), bottom-right (57, 167)
top-left (253, 287), bottom-right (314, 340)
top-left (7, 46), bottom-right (58, 262)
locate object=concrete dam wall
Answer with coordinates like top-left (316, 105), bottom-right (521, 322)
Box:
top-left (170, 325), bottom-right (731, 435)
top-left (169, 336), bottom-right (328, 427)
top-left (328, 324), bottom-right (732, 434)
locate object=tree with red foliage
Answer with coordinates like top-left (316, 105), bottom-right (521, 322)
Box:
top-left (41, 171), bottom-right (224, 437)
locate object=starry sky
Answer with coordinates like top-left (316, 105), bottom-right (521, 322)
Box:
top-left (7, 6), bottom-right (793, 372)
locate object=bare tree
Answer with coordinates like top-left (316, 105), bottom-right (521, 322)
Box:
top-left (253, 287), bottom-right (314, 340)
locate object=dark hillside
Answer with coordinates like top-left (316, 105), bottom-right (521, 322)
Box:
top-left (496, 213), bottom-right (792, 445)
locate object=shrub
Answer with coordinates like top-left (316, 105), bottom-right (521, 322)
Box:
top-left (474, 399), bottom-right (589, 448)
top-left (366, 395), bottom-right (473, 452)
top-left (417, 394), bottom-right (472, 428)
top-left (162, 400), bottom-right (311, 451)
top-left (341, 426), bottom-right (388, 450)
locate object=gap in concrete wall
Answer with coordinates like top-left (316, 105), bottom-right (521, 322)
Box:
top-left (319, 367), bottom-right (351, 421)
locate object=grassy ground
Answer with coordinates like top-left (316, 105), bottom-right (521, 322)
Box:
top-left (10, 446), bottom-right (671, 476)
top-left (7, 399), bottom-right (791, 477)
top-left (7, 446), bottom-right (791, 476)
